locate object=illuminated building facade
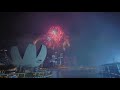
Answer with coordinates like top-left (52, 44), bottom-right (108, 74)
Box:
top-left (99, 62), bottom-right (120, 78)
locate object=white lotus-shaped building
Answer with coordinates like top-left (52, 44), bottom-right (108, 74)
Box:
top-left (10, 44), bottom-right (47, 67)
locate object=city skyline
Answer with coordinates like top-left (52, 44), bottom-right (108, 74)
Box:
top-left (1, 12), bottom-right (120, 66)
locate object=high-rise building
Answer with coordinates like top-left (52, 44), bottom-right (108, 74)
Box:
top-left (0, 49), bottom-right (11, 65)
top-left (58, 53), bottom-right (63, 65)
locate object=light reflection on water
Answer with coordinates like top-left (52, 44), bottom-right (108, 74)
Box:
top-left (52, 69), bottom-right (100, 78)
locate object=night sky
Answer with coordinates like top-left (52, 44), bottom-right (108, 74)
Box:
top-left (1, 12), bottom-right (120, 66)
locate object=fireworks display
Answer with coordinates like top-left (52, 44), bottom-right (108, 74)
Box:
top-left (33, 25), bottom-right (70, 51)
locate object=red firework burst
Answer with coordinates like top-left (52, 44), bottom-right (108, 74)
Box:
top-left (34, 25), bottom-right (70, 50)
top-left (48, 26), bottom-right (64, 44)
